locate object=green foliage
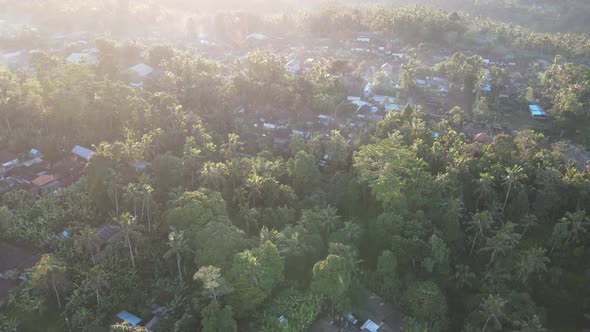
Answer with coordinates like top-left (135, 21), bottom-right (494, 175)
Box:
top-left (311, 254), bottom-right (352, 311)
top-left (226, 241), bottom-right (284, 317)
top-left (201, 303), bottom-right (237, 332)
top-left (402, 281), bottom-right (448, 328)
top-left (253, 289), bottom-right (323, 332)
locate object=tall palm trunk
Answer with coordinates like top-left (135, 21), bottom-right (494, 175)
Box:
top-left (127, 235), bottom-right (136, 272)
top-left (96, 288), bottom-right (101, 308)
top-left (52, 276), bottom-right (62, 308)
top-left (481, 317), bottom-right (491, 332)
top-left (501, 182), bottom-right (512, 215)
top-left (114, 189), bottom-right (119, 216)
top-left (176, 252), bottom-right (183, 282)
top-left (470, 232), bottom-right (479, 256)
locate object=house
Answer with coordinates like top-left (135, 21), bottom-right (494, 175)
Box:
top-left (134, 160), bottom-right (151, 172)
top-left (116, 310), bottom-right (142, 326)
top-left (380, 63), bottom-right (393, 72)
top-left (128, 63), bottom-right (154, 79)
top-left (361, 319), bottom-right (382, 332)
top-left (529, 105), bottom-right (548, 119)
top-left (31, 174), bottom-right (59, 190)
top-left (318, 115), bottom-right (333, 127)
top-left (246, 33), bottom-right (269, 41)
top-left (94, 224), bottom-right (122, 250)
top-left (0, 151), bottom-right (18, 174)
top-left (474, 132), bottom-right (492, 145)
top-left (71, 145), bottom-right (95, 161)
top-left (66, 52), bottom-right (98, 65)
top-left (285, 59), bottom-right (301, 74)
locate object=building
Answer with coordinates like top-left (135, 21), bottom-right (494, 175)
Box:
top-left (71, 145), bottom-right (95, 162)
top-left (0, 151), bottom-right (18, 174)
top-left (31, 174), bottom-right (59, 190)
top-left (285, 59), bottom-right (301, 74)
top-left (528, 105), bottom-right (548, 119)
top-left (116, 310), bottom-right (142, 326)
top-left (66, 51), bottom-right (99, 65)
top-left (129, 63), bottom-right (154, 78)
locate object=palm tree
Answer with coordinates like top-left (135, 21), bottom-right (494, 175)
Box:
top-left (105, 169), bottom-right (123, 216)
top-left (118, 213), bottom-right (140, 272)
top-left (466, 211), bottom-right (494, 255)
top-left (561, 210), bottom-right (589, 247)
top-left (31, 255), bottom-right (66, 309)
top-left (74, 227), bottom-right (100, 265)
top-left (200, 162), bottom-right (228, 192)
top-left (501, 165), bottom-right (527, 215)
top-left (453, 264), bottom-right (476, 289)
top-left (319, 205), bottom-right (341, 235)
top-left (221, 133), bottom-right (243, 160)
top-left (84, 266), bottom-right (109, 308)
top-left (164, 231), bottom-right (192, 283)
top-left (480, 223), bottom-right (520, 265)
top-left (123, 183), bottom-right (142, 217)
top-left (480, 294), bottom-right (507, 332)
top-left (513, 315), bottom-right (546, 332)
top-left (519, 214), bottom-right (539, 238)
top-left (474, 172), bottom-right (495, 210)
top-left (244, 173), bottom-right (264, 208)
top-left (139, 178), bottom-right (154, 232)
top-left (515, 248), bottom-right (549, 282)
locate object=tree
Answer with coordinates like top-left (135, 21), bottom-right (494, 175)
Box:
top-left (515, 248), bottom-right (549, 282)
top-left (30, 255), bottom-right (66, 309)
top-left (466, 211), bottom-right (494, 255)
top-left (74, 227), bottom-right (100, 265)
top-left (164, 231), bottom-right (192, 282)
top-left (474, 173), bottom-right (495, 210)
top-left (550, 210), bottom-right (589, 250)
top-left (480, 294), bottom-right (507, 332)
top-left (227, 241), bottom-right (284, 317)
top-left (118, 212), bottom-right (140, 272)
top-left (311, 254), bottom-right (352, 311)
top-left (83, 266), bottom-right (109, 308)
top-left (502, 165), bottom-right (527, 215)
top-left (194, 266), bottom-right (232, 304)
top-left (402, 281), bottom-right (448, 327)
top-left (287, 150), bottom-right (320, 194)
top-left (201, 303), bottom-right (237, 332)
top-left (480, 223), bottom-right (520, 265)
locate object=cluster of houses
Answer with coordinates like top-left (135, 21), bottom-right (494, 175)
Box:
top-left (0, 145), bottom-right (94, 196)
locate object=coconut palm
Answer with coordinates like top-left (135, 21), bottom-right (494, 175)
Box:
top-left (480, 294), bottom-right (507, 332)
top-left (84, 266), bottom-right (109, 308)
top-left (117, 213), bottom-right (141, 272)
top-left (466, 211), bottom-right (494, 255)
top-left (480, 223), bottom-right (520, 265)
top-left (164, 231), bottom-right (192, 282)
top-left (501, 165), bottom-right (527, 215)
top-left (474, 172), bottom-right (495, 210)
top-left (319, 205), bottom-right (341, 235)
top-left (74, 227), bottom-right (100, 265)
top-left (515, 248), bottom-right (549, 282)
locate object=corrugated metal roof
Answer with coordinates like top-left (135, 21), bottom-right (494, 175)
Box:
top-left (32, 174), bottom-right (56, 187)
top-left (117, 311), bottom-right (142, 326)
top-left (71, 145), bottom-right (95, 161)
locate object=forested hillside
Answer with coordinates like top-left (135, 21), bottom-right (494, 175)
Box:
top-left (0, 2), bottom-right (589, 332)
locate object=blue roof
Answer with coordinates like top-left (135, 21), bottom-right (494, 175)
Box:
top-left (433, 132), bottom-right (440, 139)
top-left (484, 84), bottom-right (491, 92)
top-left (117, 311), bottom-right (142, 326)
top-left (61, 230), bottom-right (70, 239)
top-left (528, 105), bottom-right (547, 116)
top-left (29, 148), bottom-right (39, 155)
